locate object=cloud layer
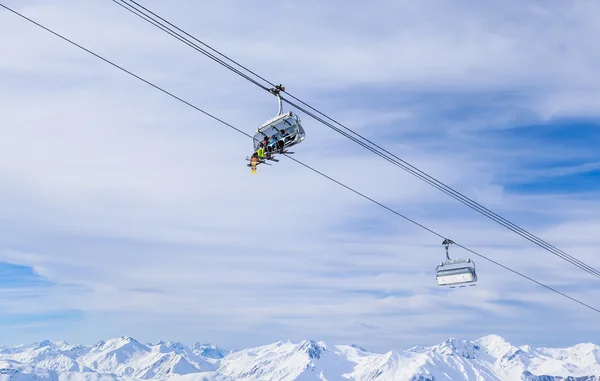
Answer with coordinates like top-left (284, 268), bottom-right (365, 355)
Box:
top-left (1, 0), bottom-right (599, 353)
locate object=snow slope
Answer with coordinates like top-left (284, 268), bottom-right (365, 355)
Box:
top-left (1, 335), bottom-right (598, 380)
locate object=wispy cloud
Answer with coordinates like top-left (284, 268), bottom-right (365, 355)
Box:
top-left (1, 0), bottom-right (599, 353)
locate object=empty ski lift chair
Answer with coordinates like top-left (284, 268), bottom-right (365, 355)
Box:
top-left (436, 239), bottom-right (478, 288)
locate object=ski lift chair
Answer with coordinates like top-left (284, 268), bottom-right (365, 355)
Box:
top-left (436, 239), bottom-right (478, 288)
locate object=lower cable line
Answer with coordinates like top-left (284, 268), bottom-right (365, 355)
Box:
top-left (2, 3), bottom-right (599, 314)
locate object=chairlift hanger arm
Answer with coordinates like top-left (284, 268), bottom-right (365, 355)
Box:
top-left (443, 238), bottom-right (455, 261)
top-left (269, 84), bottom-right (285, 117)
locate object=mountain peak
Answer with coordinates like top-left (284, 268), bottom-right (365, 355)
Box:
top-left (432, 337), bottom-right (480, 359)
top-left (477, 334), bottom-right (510, 344)
top-left (34, 340), bottom-right (54, 349)
top-left (167, 341), bottom-right (185, 351)
top-left (350, 344), bottom-right (368, 352)
top-left (474, 334), bottom-right (516, 358)
top-left (93, 336), bottom-right (150, 355)
top-left (191, 343), bottom-right (228, 359)
top-left (297, 340), bottom-right (326, 359)
top-left (98, 336), bottom-right (138, 347)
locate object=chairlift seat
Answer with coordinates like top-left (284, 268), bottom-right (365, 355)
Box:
top-left (436, 259), bottom-right (478, 287)
top-left (253, 111), bottom-right (305, 153)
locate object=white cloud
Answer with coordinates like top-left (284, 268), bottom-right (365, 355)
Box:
top-left (0, 0), bottom-right (599, 352)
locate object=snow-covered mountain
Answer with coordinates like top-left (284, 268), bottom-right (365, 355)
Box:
top-left (1, 335), bottom-right (598, 381)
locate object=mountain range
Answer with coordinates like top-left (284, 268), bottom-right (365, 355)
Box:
top-left (1, 335), bottom-right (598, 380)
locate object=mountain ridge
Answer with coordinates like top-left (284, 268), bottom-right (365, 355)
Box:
top-left (1, 335), bottom-right (598, 380)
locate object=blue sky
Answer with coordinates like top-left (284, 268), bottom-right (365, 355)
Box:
top-left (1, 0), bottom-right (600, 353)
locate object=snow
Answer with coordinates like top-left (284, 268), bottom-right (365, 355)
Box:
top-left (0, 336), bottom-right (598, 380)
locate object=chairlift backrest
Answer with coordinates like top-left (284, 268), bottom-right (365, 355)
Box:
top-left (436, 258), bottom-right (478, 287)
top-left (437, 267), bottom-right (475, 277)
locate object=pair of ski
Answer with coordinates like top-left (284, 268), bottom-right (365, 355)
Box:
top-left (246, 151), bottom-right (295, 174)
top-left (246, 156), bottom-right (276, 166)
top-left (245, 150), bottom-right (294, 167)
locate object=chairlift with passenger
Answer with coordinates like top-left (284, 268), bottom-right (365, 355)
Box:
top-left (246, 84), bottom-right (306, 172)
top-left (435, 238), bottom-right (478, 288)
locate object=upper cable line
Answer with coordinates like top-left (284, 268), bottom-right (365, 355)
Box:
top-left (108, 0), bottom-right (600, 281)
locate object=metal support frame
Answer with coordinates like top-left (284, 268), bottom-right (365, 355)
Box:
top-left (269, 84), bottom-right (285, 117)
top-left (443, 238), bottom-right (454, 261)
